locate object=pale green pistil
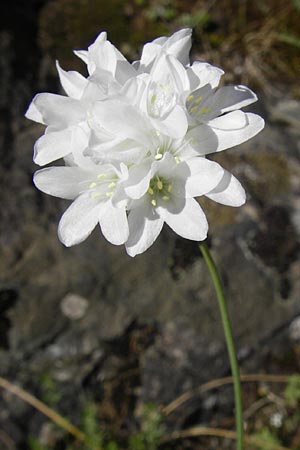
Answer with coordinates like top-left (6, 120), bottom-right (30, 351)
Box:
top-left (147, 176), bottom-right (172, 207)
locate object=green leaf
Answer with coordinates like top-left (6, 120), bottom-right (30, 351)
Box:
top-left (284, 374), bottom-right (300, 407)
top-left (275, 32), bottom-right (300, 49)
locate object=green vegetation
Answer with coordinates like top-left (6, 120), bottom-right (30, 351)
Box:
top-left (28, 401), bottom-right (165, 450)
top-left (26, 374), bottom-right (300, 450)
top-left (250, 427), bottom-right (282, 450)
top-left (249, 375), bottom-right (300, 450)
top-left (40, 372), bottom-right (62, 407)
top-left (128, 404), bottom-right (165, 450)
top-left (284, 375), bottom-right (300, 408)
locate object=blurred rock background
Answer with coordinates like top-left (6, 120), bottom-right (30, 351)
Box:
top-left (0, 1), bottom-right (300, 449)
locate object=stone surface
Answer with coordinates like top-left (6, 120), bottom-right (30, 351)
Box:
top-left (1, 1), bottom-right (300, 446)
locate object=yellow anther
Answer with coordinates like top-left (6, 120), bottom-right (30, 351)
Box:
top-left (162, 195), bottom-right (170, 201)
top-left (195, 96), bottom-right (202, 104)
top-left (151, 199), bottom-right (157, 206)
top-left (150, 94), bottom-right (156, 105)
top-left (106, 191), bottom-right (113, 197)
top-left (190, 105), bottom-right (198, 113)
top-left (157, 180), bottom-right (163, 190)
top-left (89, 182), bottom-right (97, 188)
top-left (198, 107), bottom-right (211, 114)
top-left (97, 173), bottom-right (106, 179)
top-left (148, 187), bottom-right (154, 195)
top-left (155, 153), bottom-right (163, 160)
top-left (91, 193), bottom-right (101, 199)
top-left (167, 184), bottom-right (172, 193)
top-left (187, 94), bottom-right (194, 102)
top-left (108, 182), bottom-right (116, 188)
top-left (174, 156), bottom-right (180, 164)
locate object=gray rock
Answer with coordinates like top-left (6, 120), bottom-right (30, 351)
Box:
top-left (1, 4), bottom-right (300, 444)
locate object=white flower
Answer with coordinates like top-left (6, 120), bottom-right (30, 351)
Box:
top-left (74, 31), bottom-right (137, 84)
top-left (124, 152), bottom-right (244, 256)
top-left (25, 33), bottom-right (135, 166)
top-left (136, 28), bottom-right (192, 72)
top-left (34, 159), bottom-right (129, 246)
top-left (26, 29), bottom-right (264, 256)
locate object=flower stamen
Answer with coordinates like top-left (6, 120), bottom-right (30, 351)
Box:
top-left (148, 176), bottom-right (172, 207)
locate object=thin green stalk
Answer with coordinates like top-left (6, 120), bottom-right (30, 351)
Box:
top-left (199, 241), bottom-right (243, 450)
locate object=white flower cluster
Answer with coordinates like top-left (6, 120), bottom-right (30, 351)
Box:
top-left (26, 29), bottom-right (264, 257)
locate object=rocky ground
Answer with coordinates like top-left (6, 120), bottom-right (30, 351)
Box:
top-left (1, 1), bottom-right (300, 449)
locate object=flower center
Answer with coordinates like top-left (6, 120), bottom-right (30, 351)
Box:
top-left (148, 80), bottom-right (176, 118)
top-left (88, 172), bottom-right (118, 200)
top-left (186, 93), bottom-right (211, 117)
top-left (147, 176), bottom-right (172, 207)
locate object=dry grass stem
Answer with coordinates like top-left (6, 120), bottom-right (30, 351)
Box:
top-left (0, 428), bottom-right (17, 450)
top-left (0, 376), bottom-right (86, 442)
top-left (161, 425), bottom-right (291, 450)
top-left (163, 373), bottom-right (291, 415)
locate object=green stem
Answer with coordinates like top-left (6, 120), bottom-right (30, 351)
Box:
top-left (199, 241), bottom-right (243, 450)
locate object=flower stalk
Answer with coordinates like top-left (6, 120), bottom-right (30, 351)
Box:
top-left (199, 241), bottom-right (243, 450)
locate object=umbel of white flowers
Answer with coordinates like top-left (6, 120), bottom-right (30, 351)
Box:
top-left (26, 29), bottom-right (264, 257)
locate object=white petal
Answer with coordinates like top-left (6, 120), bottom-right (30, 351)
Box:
top-left (181, 158), bottom-right (225, 197)
top-left (115, 59), bottom-right (137, 85)
top-left (31, 93), bottom-right (85, 128)
top-left (87, 40), bottom-right (118, 75)
top-left (189, 87), bottom-right (258, 123)
top-left (87, 32), bottom-right (107, 52)
top-left (209, 85), bottom-right (257, 115)
top-left (90, 136), bottom-right (143, 165)
top-left (208, 110), bottom-right (247, 130)
top-left (206, 171), bottom-right (246, 206)
top-left (99, 203), bottom-right (129, 245)
top-left (74, 50), bottom-right (89, 64)
top-left (25, 99), bottom-right (45, 124)
top-left (153, 152), bottom-right (178, 177)
top-left (163, 28), bottom-right (192, 66)
top-left (65, 127), bottom-right (91, 168)
top-left (58, 194), bottom-right (101, 246)
top-left (139, 29), bottom-right (192, 73)
top-left (88, 31), bottom-right (107, 47)
top-left (56, 61), bottom-right (88, 99)
top-left (157, 197), bottom-right (208, 241)
top-left (138, 42), bottom-right (161, 72)
top-left (185, 124), bottom-right (218, 156)
top-left (187, 62), bottom-right (223, 90)
top-left (126, 205), bottom-right (164, 257)
top-left (152, 36), bottom-right (168, 45)
top-left (151, 53), bottom-right (190, 94)
top-left (122, 76), bottom-right (147, 106)
top-left (187, 84), bottom-right (215, 114)
top-left (91, 100), bottom-right (151, 146)
top-left (188, 112), bottom-right (265, 155)
top-left (124, 161), bottom-right (152, 199)
top-left (34, 126), bottom-right (87, 166)
top-left (33, 166), bottom-right (91, 199)
top-left (152, 105), bottom-right (188, 139)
